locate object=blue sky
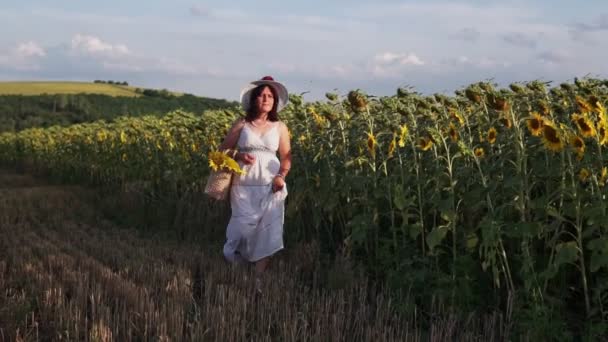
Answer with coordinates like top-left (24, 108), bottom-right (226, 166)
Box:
top-left (1, 0), bottom-right (606, 101)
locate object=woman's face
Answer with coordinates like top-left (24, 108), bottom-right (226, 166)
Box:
top-left (255, 86), bottom-right (274, 115)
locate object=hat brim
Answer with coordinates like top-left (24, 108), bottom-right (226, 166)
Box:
top-left (240, 80), bottom-right (289, 113)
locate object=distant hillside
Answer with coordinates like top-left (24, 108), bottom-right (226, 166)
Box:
top-left (0, 81), bottom-right (141, 97)
top-left (0, 82), bottom-right (236, 132)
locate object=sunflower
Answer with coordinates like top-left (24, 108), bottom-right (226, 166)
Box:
top-left (539, 100), bottom-right (551, 116)
top-left (449, 109), bottom-right (465, 126)
top-left (487, 127), bottom-right (497, 145)
top-left (367, 132), bottom-right (377, 158)
top-left (589, 95), bottom-right (600, 112)
top-left (499, 116), bottom-right (512, 129)
top-left (526, 112), bottom-right (544, 136)
top-left (599, 167), bottom-right (608, 187)
top-left (208, 151), bottom-right (246, 175)
top-left (571, 113), bottom-right (596, 138)
top-left (309, 106), bottom-right (327, 128)
top-left (598, 123), bottom-right (608, 146)
top-left (348, 90), bottom-right (368, 111)
top-left (398, 124), bottom-right (409, 147)
top-left (598, 102), bottom-right (607, 123)
top-left (489, 95), bottom-right (509, 111)
top-left (575, 95), bottom-right (592, 113)
top-left (418, 136), bottom-right (434, 151)
top-left (541, 122), bottom-right (564, 152)
top-left (448, 122), bottom-right (459, 142)
top-left (570, 135), bottom-right (585, 160)
top-left (465, 88), bottom-right (482, 103)
top-left (388, 135), bottom-right (396, 158)
top-left (474, 147), bottom-right (485, 158)
top-left (579, 168), bottom-right (590, 182)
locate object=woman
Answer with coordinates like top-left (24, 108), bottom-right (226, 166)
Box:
top-left (218, 76), bottom-right (291, 283)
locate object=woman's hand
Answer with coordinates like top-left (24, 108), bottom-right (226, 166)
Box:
top-left (236, 152), bottom-right (256, 165)
top-left (272, 175), bottom-right (285, 193)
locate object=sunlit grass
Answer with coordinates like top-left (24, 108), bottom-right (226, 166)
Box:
top-left (0, 81), bottom-right (141, 97)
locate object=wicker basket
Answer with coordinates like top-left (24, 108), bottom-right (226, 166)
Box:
top-left (204, 170), bottom-right (233, 200)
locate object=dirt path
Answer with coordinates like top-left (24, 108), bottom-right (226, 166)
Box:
top-left (0, 169), bottom-right (428, 341)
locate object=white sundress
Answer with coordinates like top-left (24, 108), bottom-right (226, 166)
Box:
top-left (223, 121), bottom-right (288, 263)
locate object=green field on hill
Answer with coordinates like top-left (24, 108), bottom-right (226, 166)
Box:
top-left (0, 81), bottom-right (141, 97)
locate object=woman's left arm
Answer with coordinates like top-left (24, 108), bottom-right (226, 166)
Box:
top-left (273, 122), bottom-right (291, 191)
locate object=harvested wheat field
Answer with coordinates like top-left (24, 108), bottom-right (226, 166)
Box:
top-left (0, 169), bottom-right (513, 341)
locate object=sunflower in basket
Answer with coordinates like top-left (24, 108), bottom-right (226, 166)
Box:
top-left (208, 151), bottom-right (246, 175)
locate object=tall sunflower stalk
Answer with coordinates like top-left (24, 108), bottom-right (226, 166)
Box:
top-left (565, 151), bottom-right (592, 317)
top-left (430, 121), bottom-right (460, 297)
top-left (507, 97), bottom-right (544, 301)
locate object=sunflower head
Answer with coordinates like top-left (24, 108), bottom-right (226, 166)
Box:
top-left (571, 113), bottom-right (596, 138)
top-left (526, 112), bottom-right (544, 136)
top-left (487, 127), bottom-right (497, 145)
top-left (489, 95), bottom-right (510, 111)
top-left (539, 100), bottom-right (551, 116)
top-left (367, 132), bottom-right (377, 158)
top-left (589, 95), bottom-right (600, 111)
top-left (465, 88), bottom-right (482, 104)
top-left (325, 92), bottom-right (338, 101)
top-left (448, 122), bottom-right (459, 142)
top-left (388, 135), bottom-right (396, 158)
top-left (570, 135), bottom-right (585, 160)
top-left (575, 95), bottom-right (592, 113)
top-left (348, 90), bottom-right (368, 111)
top-left (499, 116), bottom-right (512, 129)
top-left (418, 136), bottom-right (434, 151)
top-left (474, 147), bottom-right (485, 158)
top-left (309, 106), bottom-right (327, 128)
top-left (541, 122), bottom-right (564, 152)
top-left (509, 83), bottom-right (526, 94)
top-left (598, 123), bottom-right (608, 146)
top-left (208, 151), bottom-right (246, 175)
top-left (579, 168), bottom-right (591, 182)
top-left (449, 108), bottom-right (465, 126)
top-left (598, 102), bottom-right (607, 123)
top-left (599, 167), bottom-right (608, 187)
top-left (398, 124), bottom-right (409, 147)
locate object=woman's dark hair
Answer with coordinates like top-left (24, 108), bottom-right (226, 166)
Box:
top-left (245, 85), bottom-right (279, 122)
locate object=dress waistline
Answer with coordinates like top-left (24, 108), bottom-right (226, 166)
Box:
top-left (239, 146), bottom-right (276, 154)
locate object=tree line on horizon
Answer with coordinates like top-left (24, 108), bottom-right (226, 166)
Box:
top-left (0, 93), bottom-right (236, 132)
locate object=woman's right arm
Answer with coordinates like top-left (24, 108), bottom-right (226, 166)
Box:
top-left (218, 119), bottom-right (245, 158)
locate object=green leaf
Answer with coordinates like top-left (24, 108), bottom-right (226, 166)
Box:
top-left (553, 241), bottom-right (579, 267)
top-left (587, 238), bottom-right (608, 252)
top-left (590, 252), bottom-right (608, 272)
top-left (408, 222), bottom-right (423, 240)
top-left (465, 233), bottom-right (479, 251)
top-left (426, 225), bottom-right (448, 251)
top-left (504, 222), bottom-right (542, 238)
top-left (546, 206), bottom-right (570, 224)
top-left (347, 213), bottom-right (372, 245)
top-left (440, 210), bottom-right (457, 223)
top-left (393, 185), bottom-right (408, 211)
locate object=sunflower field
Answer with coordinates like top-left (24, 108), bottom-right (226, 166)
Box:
top-left (1, 78), bottom-right (608, 336)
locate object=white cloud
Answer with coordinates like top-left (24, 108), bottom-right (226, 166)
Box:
top-left (450, 27), bottom-right (481, 42)
top-left (374, 52), bottom-right (425, 66)
top-left (502, 32), bottom-right (537, 48)
top-left (71, 34), bottom-right (130, 57)
top-left (189, 5), bottom-right (211, 17)
top-left (16, 41), bottom-right (46, 57)
top-left (538, 50), bottom-right (570, 65)
top-left (0, 41), bottom-right (46, 71)
top-left (440, 55), bottom-right (511, 70)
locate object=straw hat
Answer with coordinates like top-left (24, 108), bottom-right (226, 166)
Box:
top-left (240, 76), bottom-right (289, 112)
